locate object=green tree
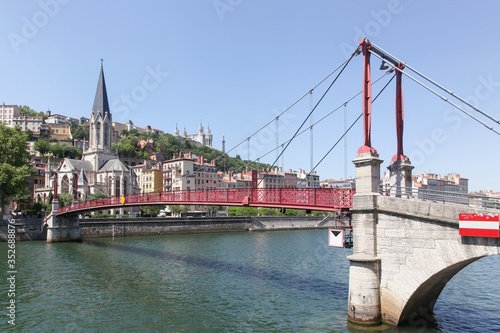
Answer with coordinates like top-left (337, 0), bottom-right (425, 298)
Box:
top-left (0, 123), bottom-right (33, 213)
top-left (34, 139), bottom-right (51, 156)
top-left (88, 192), bottom-right (108, 201)
top-left (19, 105), bottom-right (46, 118)
top-left (63, 145), bottom-right (81, 159)
top-left (258, 208), bottom-right (279, 216)
top-left (206, 205), bottom-right (222, 216)
top-left (117, 141), bottom-right (136, 158)
top-left (141, 205), bottom-right (162, 217)
top-left (25, 129), bottom-right (36, 141)
top-left (128, 128), bottom-right (139, 137)
top-left (136, 149), bottom-right (150, 160)
top-left (72, 123), bottom-right (89, 140)
top-left (58, 193), bottom-right (74, 208)
top-left (170, 205), bottom-right (189, 216)
top-left (226, 207), bottom-right (258, 216)
top-left (50, 143), bottom-right (65, 158)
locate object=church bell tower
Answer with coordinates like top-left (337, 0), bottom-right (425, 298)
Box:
top-left (82, 61), bottom-right (118, 171)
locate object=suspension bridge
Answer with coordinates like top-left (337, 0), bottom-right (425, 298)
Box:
top-left (45, 38), bottom-right (500, 327)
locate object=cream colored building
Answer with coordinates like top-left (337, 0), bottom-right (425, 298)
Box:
top-left (142, 168), bottom-right (163, 193)
top-left (0, 104), bottom-right (20, 126)
top-left (49, 123), bottom-right (72, 140)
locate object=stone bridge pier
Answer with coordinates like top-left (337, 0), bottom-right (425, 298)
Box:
top-left (46, 200), bottom-right (82, 243)
top-left (347, 150), bottom-right (500, 326)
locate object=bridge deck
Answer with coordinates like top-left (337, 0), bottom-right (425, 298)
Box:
top-left (56, 188), bottom-right (354, 215)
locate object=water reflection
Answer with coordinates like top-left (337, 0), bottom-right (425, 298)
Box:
top-left (84, 239), bottom-right (349, 299)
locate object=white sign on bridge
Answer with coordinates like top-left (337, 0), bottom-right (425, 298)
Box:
top-left (459, 213), bottom-right (499, 238)
top-left (328, 228), bottom-right (344, 247)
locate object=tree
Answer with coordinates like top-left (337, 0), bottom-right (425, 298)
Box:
top-left (63, 145), bottom-right (81, 159)
top-left (19, 105), bottom-right (46, 118)
top-left (117, 141), bottom-right (136, 158)
top-left (0, 123), bottom-right (33, 213)
top-left (141, 205), bottom-right (162, 217)
top-left (206, 205), bottom-right (222, 216)
top-left (34, 139), bottom-right (51, 155)
top-left (88, 192), bottom-right (108, 201)
top-left (58, 193), bottom-right (74, 208)
top-left (136, 150), bottom-right (150, 160)
top-left (72, 123), bottom-right (89, 140)
top-left (50, 143), bottom-right (65, 158)
top-left (226, 207), bottom-right (258, 216)
top-left (170, 205), bottom-right (189, 217)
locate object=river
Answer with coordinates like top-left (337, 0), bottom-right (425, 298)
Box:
top-left (1, 229), bottom-right (499, 332)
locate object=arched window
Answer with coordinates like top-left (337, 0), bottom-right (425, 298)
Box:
top-left (104, 123), bottom-right (109, 147)
top-left (62, 175), bottom-right (70, 193)
top-left (96, 122), bottom-right (101, 147)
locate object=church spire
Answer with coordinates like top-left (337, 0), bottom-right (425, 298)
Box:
top-left (92, 60), bottom-right (110, 119)
top-left (86, 61), bottom-right (113, 154)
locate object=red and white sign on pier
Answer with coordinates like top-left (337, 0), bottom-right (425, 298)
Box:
top-left (459, 213), bottom-right (499, 238)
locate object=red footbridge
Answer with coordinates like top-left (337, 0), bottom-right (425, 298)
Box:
top-left (56, 187), bottom-right (354, 216)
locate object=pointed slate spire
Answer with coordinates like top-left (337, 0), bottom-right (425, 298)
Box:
top-left (92, 60), bottom-right (110, 119)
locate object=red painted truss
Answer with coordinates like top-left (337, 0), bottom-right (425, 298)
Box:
top-left (56, 187), bottom-right (354, 215)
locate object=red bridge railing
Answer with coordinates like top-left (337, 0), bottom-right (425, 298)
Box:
top-left (56, 187), bottom-right (354, 215)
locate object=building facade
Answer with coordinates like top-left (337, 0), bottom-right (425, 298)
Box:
top-left (0, 104), bottom-right (20, 126)
top-left (174, 123), bottom-right (213, 148)
top-left (55, 63), bottom-right (139, 211)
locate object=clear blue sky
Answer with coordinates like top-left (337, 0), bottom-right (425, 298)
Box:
top-left (1, 0), bottom-right (499, 191)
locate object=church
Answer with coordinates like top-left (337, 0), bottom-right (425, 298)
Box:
top-left (55, 63), bottom-right (139, 202)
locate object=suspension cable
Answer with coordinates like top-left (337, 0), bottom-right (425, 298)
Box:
top-left (393, 65), bottom-right (500, 136)
top-left (253, 72), bottom-right (392, 162)
top-left (188, 53), bottom-right (364, 180)
top-left (297, 72), bottom-right (396, 187)
top-left (221, 55), bottom-right (359, 161)
top-left (368, 49), bottom-right (500, 136)
top-left (369, 41), bottom-right (500, 126)
top-left (264, 49), bottom-right (360, 171)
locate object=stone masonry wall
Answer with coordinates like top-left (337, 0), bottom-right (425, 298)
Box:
top-left (375, 195), bottom-right (500, 324)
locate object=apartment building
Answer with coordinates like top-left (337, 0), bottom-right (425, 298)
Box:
top-left (0, 104), bottom-right (20, 126)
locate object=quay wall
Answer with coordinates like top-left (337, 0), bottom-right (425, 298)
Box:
top-left (80, 216), bottom-right (333, 238)
top-left (0, 219), bottom-right (46, 241)
top-left (1, 216), bottom-right (336, 241)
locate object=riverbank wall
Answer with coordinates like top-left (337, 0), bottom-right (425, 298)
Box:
top-left (1, 216), bottom-right (340, 241)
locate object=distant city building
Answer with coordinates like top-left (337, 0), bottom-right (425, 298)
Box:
top-left (46, 112), bottom-right (78, 125)
top-left (111, 120), bottom-right (164, 145)
top-left (321, 178), bottom-right (356, 189)
top-left (0, 104), bottom-right (20, 127)
top-left (218, 171), bottom-right (237, 189)
top-left (258, 169), bottom-right (285, 189)
top-left (226, 171), bottom-right (255, 188)
top-left (174, 123), bottom-right (213, 148)
top-left (283, 170), bottom-right (299, 188)
top-left (49, 123), bottom-right (72, 140)
top-left (162, 152), bottom-right (217, 191)
top-left (142, 168), bottom-right (163, 193)
top-left (193, 155), bottom-right (218, 190)
top-left (296, 169), bottom-right (320, 188)
top-left (12, 115), bottom-right (44, 135)
top-left (412, 172), bottom-right (469, 204)
top-left (31, 159), bottom-right (46, 196)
